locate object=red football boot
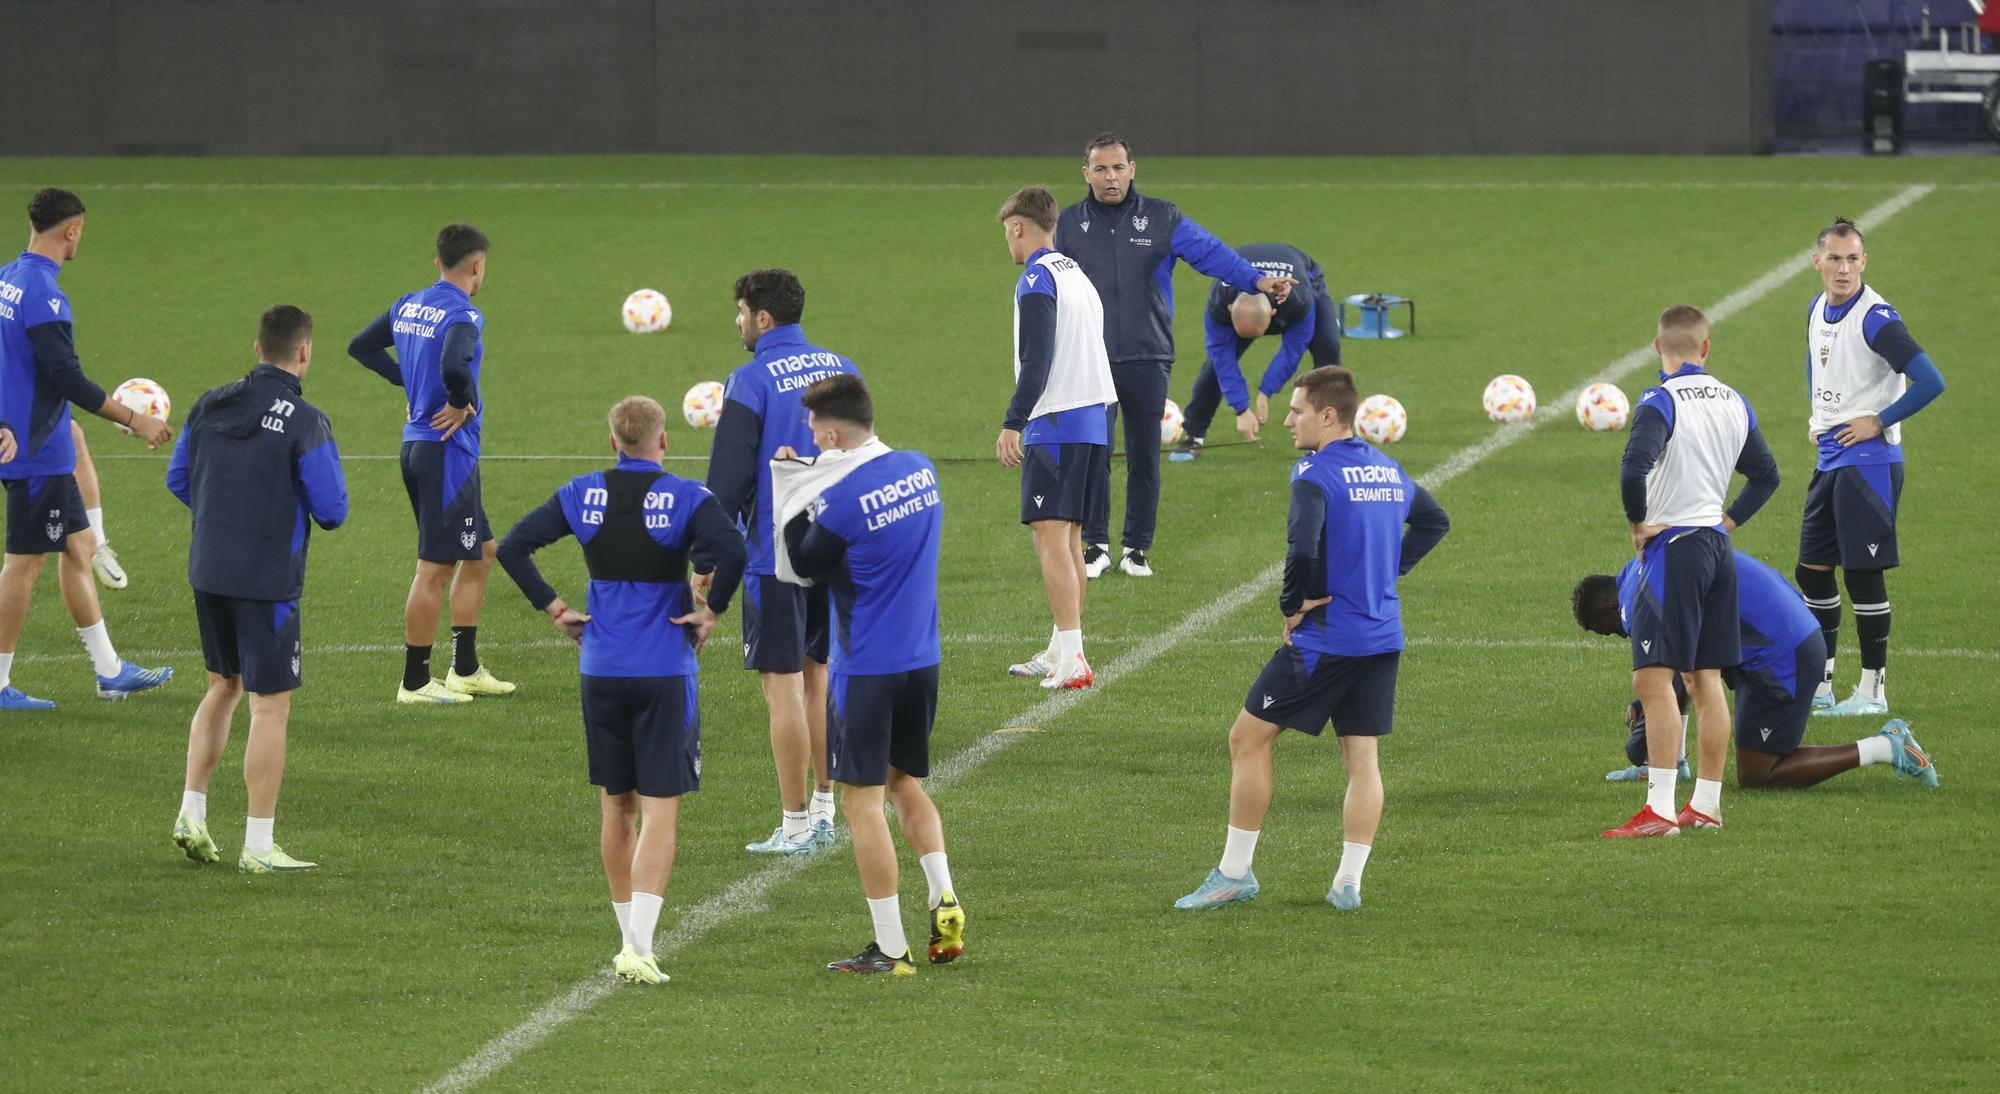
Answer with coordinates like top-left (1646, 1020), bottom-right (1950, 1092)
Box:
top-left (1601, 805), bottom-right (1681, 839)
top-left (1675, 804), bottom-right (1723, 830)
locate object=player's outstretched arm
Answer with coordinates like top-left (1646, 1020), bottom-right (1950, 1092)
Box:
top-left (1171, 218), bottom-right (1295, 302)
top-left (685, 496), bottom-right (748, 615)
top-left (1724, 425), bottom-right (1779, 530)
top-left (346, 310), bottom-right (402, 386)
top-left (1258, 306), bottom-right (1315, 404)
top-left (782, 510), bottom-right (846, 582)
top-left (1399, 485), bottom-right (1450, 575)
top-left (1204, 308), bottom-right (1253, 415)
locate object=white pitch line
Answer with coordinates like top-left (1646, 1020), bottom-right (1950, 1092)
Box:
top-left (422, 182), bottom-right (1936, 1092)
top-left (0, 179), bottom-right (1986, 195)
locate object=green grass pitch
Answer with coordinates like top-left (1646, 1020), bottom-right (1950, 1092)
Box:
top-left (0, 155), bottom-right (1995, 1091)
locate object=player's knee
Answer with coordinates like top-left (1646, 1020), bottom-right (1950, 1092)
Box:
top-left (1227, 714), bottom-right (1276, 758)
top-left (207, 673), bottom-right (243, 697)
top-left (1842, 567), bottom-right (1888, 603)
top-left (4, 553), bottom-right (47, 578)
top-left (1735, 757), bottom-right (1778, 789)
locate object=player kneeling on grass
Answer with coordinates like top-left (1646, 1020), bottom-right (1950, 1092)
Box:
top-left (1573, 551), bottom-right (1937, 796)
top-left (774, 375), bottom-right (962, 975)
top-left (1176, 366), bottom-right (1448, 912)
top-left (496, 395), bottom-right (746, 985)
top-left (167, 306), bottom-right (348, 873)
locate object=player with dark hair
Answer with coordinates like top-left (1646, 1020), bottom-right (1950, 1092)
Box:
top-left (1175, 365), bottom-right (1448, 912)
top-left (1055, 132), bottom-right (1298, 579)
top-left (707, 268), bottom-right (861, 856)
top-left (0, 187), bottom-right (174, 710)
top-left (1795, 218), bottom-right (1946, 717)
top-left (167, 305), bottom-right (348, 872)
top-left (497, 395), bottom-right (747, 985)
top-left (348, 223), bottom-right (514, 704)
top-left (1173, 242), bottom-right (1342, 458)
top-left (1572, 554), bottom-right (1936, 792)
top-left (775, 374), bottom-right (961, 974)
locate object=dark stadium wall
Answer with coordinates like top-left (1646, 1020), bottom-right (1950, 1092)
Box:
top-left (0, 0), bottom-right (1773, 157)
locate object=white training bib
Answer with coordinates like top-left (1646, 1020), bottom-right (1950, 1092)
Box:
top-left (1013, 250), bottom-right (1116, 420)
top-left (1807, 284), bottom-right (1906, 446)
top-left (1642, 370), bottom-right (1751, 528)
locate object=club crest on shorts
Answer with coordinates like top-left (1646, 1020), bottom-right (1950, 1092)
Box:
top-left (45, 522), bottom-right (61, 542)
top-left (460, 530), bottom-right (477, 550)
top-left (292, 655), bottom-right (302, 677)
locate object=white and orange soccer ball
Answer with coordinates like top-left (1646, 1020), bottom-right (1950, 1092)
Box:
top-left (1481, 374), bottom-right (1536, 424)
top-left (622, 289), bottom-right (672, 334)
top-left (1575, 382), bottom-right (1631, 432)
top-left (1355, 394), bottom-right (1408, 445)
top-left (682, 380), bottom-right (724, 428)
top-left (1161, 398), bottom-right (1185, 446)
top-left (112, 378), bottom-right (170, 434)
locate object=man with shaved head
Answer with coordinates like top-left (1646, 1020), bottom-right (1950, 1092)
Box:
top-left (1174, 242), bottom-right (1341, 459)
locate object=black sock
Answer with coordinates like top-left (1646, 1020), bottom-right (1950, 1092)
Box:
top-left (1844, 568), bottom-right (1891, 672)
top-left (451, 626), bottom-right (479, 676)
top-left (404, 644), bottom-right (433, 691)
top-left (1795, 564), bottom-right (1840, 681)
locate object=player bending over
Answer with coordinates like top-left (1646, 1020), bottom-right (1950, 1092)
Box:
top-left (1175, 366), bottom-right (1448, 912)
top-left (497, 396), bottom-right (746, 985)
top-left (1173, 241), bottom-right (1342, 459)
top-left (777, 375), bottom-right (963, 975)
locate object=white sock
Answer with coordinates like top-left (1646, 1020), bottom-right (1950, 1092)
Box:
top-left (1816, 656), bottom-right (1836, 697)
top-left (781, 809), bottom-right (809, 841)
top-left (1857, 735), bottom-right (1893, 766)
top-left (612, 900), bottom-right (633, 947)
top-left (1691, 778), bottom-right (1722, 817)
top-left (179, 790), bottom-right (207, 824)
top-left (244, 816), bottom-right (274, 856)
top-left (1645, 767), bottom-right (1677, 819)
top-left (867, 894), bottom-right (909, 959)
top-left (809, 790), bottom-right (836, 826)
top-left (86, 507), bottom-right (106, 548)
top-left (1859, 667), bottom-right (1886, 703)
top-left (1334, 840), bottom-right (1372, 888)
top-left (0, 650), bottom-right (13, 691)
top-left (919, 851), bottom-right (954, 908)
top-left (628, 891), bottom-right (663, 957)
top-left (77, 620), bottom-right (121, 678)
top-left (1046, 624), bottom-right (1061, 657)
top-left (1055, 628), bottom-right (1083, 661)
top-left (1219, 825), bottom-right (1260, 879)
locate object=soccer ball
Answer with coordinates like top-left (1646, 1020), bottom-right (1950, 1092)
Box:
top-left (1355, 394), bottom-right (1407, 444)
top-left (621, 289), bottom-right (672, 334)
top-left (1575, 382), bottom-right (1631, 432)
top-left (112, 378), bottom-right (170, 434)
top-left (1161, 399), bottom-right (1184, 445)
top-left (682, 381), bottom-right (724, 428)
top-left (1481, 374), bottom-right (1536, 423)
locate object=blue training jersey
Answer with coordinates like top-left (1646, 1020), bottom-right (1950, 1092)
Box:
top-left (1287, 438), bottom-right (1416, 657)
top-left (556, 457), bottom-right (716, 677)
top-left (720, 325), bottom-right (860, 575)
top-left (809, 451), bottom-right (943, 675)
top-left (0, 252), bottom-right (79, 476)
top-left (1618, 550), bottom-right (1819, 676)
top-left (391, 280), bottom-right (484, 455)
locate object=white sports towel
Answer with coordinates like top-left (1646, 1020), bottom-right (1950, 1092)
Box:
top-left (769, 436), bottom-right (893, 586)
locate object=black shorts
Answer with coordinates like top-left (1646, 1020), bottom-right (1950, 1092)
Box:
top-left (401, 440), bottom-right (490, 562)
top-left (828, 665), bottom-right (939, 786)
top-left (1244, 646), bottom-right (1399, 737)
top-left (1726, 631), bottom-right (1824, 757)
top-left (741, 574), bottom-right (829, 673)
top-left (192, 590), bottom-right (303, 693)
top-left (3, 474), bottom-right (87, 555)
top-left (580, 674), bottom-right (700, 798)
top-left (1020, 442), bottom-right (1107, 525)
top-left (1799, 463), bottom-right (1903, 571)
top-left (1629, 528), bottom-right (1739, 672)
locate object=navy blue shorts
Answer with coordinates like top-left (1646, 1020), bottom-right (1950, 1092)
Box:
top-left (400, 440), bottom-right (490, 562)
top-left (192, 590), bottom-right (303, 693)
top-left (828, 665), bottom-right (939, 786)
top-left (1244, 646), bottom-right (1398, 737)
top-left (1725, 630), bottom-right (1824, 756)
top-left (580, 674), bottom-right (700, 798)
top-left (1629, 528), bottom-right (1739, 672)
top-left (1799, 463), bottom-right (1902, 570)
top-left (741, 574), bottom-right (828, 673)
top-left (3, 473), bottom-right (87, 555)
top-left (1020, 442), bottom-right (1107, 525)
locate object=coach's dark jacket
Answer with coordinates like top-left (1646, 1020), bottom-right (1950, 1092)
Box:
top-left (1054, 185), bottom-right (1267, 367)
top-left (167, 364), bottom-right (347, 601)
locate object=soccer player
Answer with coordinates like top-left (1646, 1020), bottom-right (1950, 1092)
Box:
top-left (777, 375), bottom-right (961, 975)
top-left (0, 188), bottom-right (174, 710)
top-left (1603, 305), bottom-right (1780, 838)
top-left (348, 224), bottom-right (514, 704)
top-left (497, 395), bottom-right (746, 986)
top-left (167, 305), bottom-right (348, 873)
top-left (1573, 551), bottom-right (1937, 797)
top-left (1796, 218), bottom-right (1946, 717)
top-left (1172, 242), bottom-right (1342, 459)
top-left (70, 422), bottom-right (128, 589)
top-left (1055, 132), bottom-right (1298, 579)
top-left (994, 186), bottom-right (1117, 690)
top-left (1175, 366), bottom-right (1448, 912)
top-left (707, 269), bottom-right (859, 856)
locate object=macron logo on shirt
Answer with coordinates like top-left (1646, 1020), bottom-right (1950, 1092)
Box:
top-left (1026, 273), bottom-right (1040, 286)
top-left (47, 298), bottom-right (60, 314)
